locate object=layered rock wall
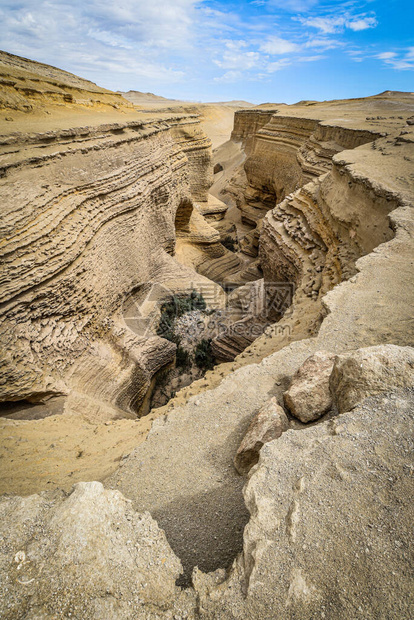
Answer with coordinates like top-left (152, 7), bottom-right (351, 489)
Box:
top-left (212, 107), bottom-right (394, 361)
top-left (0, 113), bottom-right (221, 420)
top-left (238, 113), bottom-right (382, 225)
top-left (1, 58), bottom-right (413, 619)
top-left (230, 109), bottom-right (276, 155)
top-left (260, 151), bottom-right (396, 305)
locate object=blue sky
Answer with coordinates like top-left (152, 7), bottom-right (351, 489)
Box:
top-left (0, 0), bottom-right (413, 103)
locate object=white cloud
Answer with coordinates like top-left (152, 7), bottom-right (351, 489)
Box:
top-left (0, 0), bottom-right (199, 89)
top-left (304, 37), bottom-right (340, 50)
top-left (214, 70), bottom-right (243, 82)
top-left (260, 36), bottom-right (300, 55)
top-left (298, 55), bottom-right (325, 62)
top-left (266, 0), bottom-right (318, 10)
top-left (346, 49), bottom-right (363, 62)
top-left (85, 0), bottom-right (197, 50)
top-left (214, 41), bottom-right (262, 71)
top-left (303, 16), bottom-right (345, 34)
top-left (348, 17), bottom-right (377, 31)
top-left (0, 0), bottom-right (407, 98)
top-left (375, 48), bottom-right (414, 71)
top-left (87, 29), bottom-right (134, 50)
top-left (301, 13), bottom-right (377, 34)
top-left (266, 59), bottom-right (292, 72)
top-left (376, 52), bottom-right (397, 60)
top-left (223, 40), bottom-right (249, 52)
top-left (388, 60), bottom-right (414, 70)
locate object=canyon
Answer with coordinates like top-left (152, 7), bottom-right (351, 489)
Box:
top-left (0, 51), bottom-right (413, 619)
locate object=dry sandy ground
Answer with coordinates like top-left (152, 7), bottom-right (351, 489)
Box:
top-left (0, 410), bottom-right (164, 495)
top-left (121, 91), bottom-right (252, 149)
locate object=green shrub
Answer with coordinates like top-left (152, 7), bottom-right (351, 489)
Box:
top-left (157, 291), bottom-right (206, 340)
top-left (176, 345), bottom-right (191, 369)
top-left (156, 291), bottom-right (210, 371)
top-left (221, 235), bottom-right (238, 252)
top-left (194, 339), bottom-right (215, 371)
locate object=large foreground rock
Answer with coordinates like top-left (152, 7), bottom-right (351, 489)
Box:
top-left (331, 344), bottom-right (414, 413)
top-left (234, 397), bottom-right (288, 474)
top-left (283, 351), bottom-right (336, 422)
top-left (195, 389), bottom-right (414, 619)
top-left (0, 482), bottom-right (196, 619)
top-left (1, 392), bottom-right (413, 619)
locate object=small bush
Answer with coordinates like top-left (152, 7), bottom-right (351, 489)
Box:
top-left (221, 235), bottom-right (238, 252)
top-left (156, 312), bottom-right (175, 341)
top-left (188, 289), bottom-right (207, 312)
top-left (156, 291), bottom-right (210, 371)
top-left (194, 339), bottom-right (215, 371)
top-left (157, 291), bottom-right (206, 340)
top-left (176, 345), bottom-right (191, 369)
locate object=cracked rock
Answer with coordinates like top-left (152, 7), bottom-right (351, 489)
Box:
top-left (330, 344), bottom-right (414, 413)
top-left (234, 397), bottom-right (289, 475)
top-left (283, 351), bottom-right (336, 423)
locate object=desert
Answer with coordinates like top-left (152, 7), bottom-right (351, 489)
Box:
top-left (0, 4), bottom-right (413, 616)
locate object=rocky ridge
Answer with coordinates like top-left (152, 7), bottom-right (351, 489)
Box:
top-left (1, 382), bottom-right (413, 618)
top-left (0, 50), bottom-right (128, 113)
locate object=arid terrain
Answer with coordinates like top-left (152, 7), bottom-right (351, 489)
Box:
top-left (0, 51), bottom-right (413, 619)
top-left (120, 90), bottom-right (253, 150)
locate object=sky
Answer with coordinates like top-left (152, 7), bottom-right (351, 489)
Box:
top-left (0, 0), bottom-right (413, 103)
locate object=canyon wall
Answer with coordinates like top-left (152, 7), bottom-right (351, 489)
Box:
top-left (233, 110), bottom-right (382, 228)
top-left (99, 99), bottom-right (414, 618)
top-left (0, 53), bottom-right (226, 421)
top-left (211, 102), bottom-right (399, 361)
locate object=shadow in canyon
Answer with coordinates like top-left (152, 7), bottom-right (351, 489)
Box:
top-left (152, 480), bottom-right (250, 587)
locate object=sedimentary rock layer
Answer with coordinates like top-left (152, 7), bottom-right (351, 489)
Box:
top-left (1, 54), bottom-right (414, 619)
top-left (0, 50), bottom-right (130, 112)
top-left (244, 115), bottom-right (382, 206)
top-left (0, 53), bottom-right (227, 420)
top-left (211, 94), bottom-right (413, 361)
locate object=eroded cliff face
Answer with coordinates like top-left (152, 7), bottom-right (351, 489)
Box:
top-left (211, 96), bottom-right (411, 361)
top-left (228, 109), bottom-right (383, 239)
top-left (0, 52), bottom-right (226, 422)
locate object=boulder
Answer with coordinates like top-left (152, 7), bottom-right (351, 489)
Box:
top-left (330, 344), bottom-right (414, 413)
top-left (0, 482), bottom-right (196, 619)
top-left (283, 351), bottom-right (336, 423)
top-left (234, 397), bottom-right (289, 475)
top-left (195, 390), bottom-right (414, 619)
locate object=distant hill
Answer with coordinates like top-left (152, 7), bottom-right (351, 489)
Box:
top-left (207, 100), bottom-right (254, 107)
top-left (0, 49), bottom-right (131, 113)
top-left (120, 90), bottom-right (180, 104)
top-left (120, 90), bottom-right (253, 108)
